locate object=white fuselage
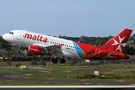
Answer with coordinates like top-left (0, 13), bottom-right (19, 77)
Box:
top-left (2, 30), bottom-right (82, 59)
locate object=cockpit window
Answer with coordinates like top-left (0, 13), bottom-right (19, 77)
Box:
top-left (9, 32), bottom-right (14, 35)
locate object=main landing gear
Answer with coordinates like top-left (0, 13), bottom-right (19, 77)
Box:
top-left (52, 58), bottom-right (58, 63)
top-left (52, 58), bottom-right (66, 64)
top-left (60, 58), bottom-right (66, 63)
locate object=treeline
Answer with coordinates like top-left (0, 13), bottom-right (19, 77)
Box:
top-left (59, 35), bottom-right (114, 46)
top-left (0, 36), bottom-right (11, 50)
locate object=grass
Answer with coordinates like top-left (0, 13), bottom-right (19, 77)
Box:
top-left (0, 67), bottom-right (42, 72)
top-left (42, 64), bottom-right (135, 70)
top-left (0, 64), bottom-right (135, 85)
top-left (0, 81), bottom-right (112, 86)
top-left (0, 64), bottom-right (135, 72)
top-left (19, 69), bottom-right (135, 82)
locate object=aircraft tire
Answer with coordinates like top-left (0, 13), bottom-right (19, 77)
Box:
top-left (52, 59), bottom-right (58, 63)
top-left (60, 59), bottom-right (65, 64)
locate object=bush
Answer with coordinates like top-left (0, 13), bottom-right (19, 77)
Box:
top-left (21, 56), bottom-right (26, 61)
top-left (39, 60), bottom-right (46, 66)
top-left (32, 56), bottom-right (37, 60)
top-left (41, 56), bottom-right (46, 60)
top-left (16, 62), bottom-right (21, 67)
top-left (59, 64), bottom-right (73, 66)
top-left (46, 56), bottom-right (51, 60)
top-left (31, 60), bottom-right (38, 65)
top-left (11, 56), bottom-right (16, 61)
top-left (3, 57), bottom-right (6, 61)
top-left (7, 60), bottom-right (11, 66)
top-left (27, 56), bottom-right (32, 61)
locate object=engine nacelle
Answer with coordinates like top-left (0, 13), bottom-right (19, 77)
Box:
top-left (28, 45), bottom-right (48, 55)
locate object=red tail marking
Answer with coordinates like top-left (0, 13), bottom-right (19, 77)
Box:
top-left (101, 28), bottom-right (132, 52)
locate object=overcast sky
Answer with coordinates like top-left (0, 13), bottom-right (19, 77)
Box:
top-left (0, 0), bottom-right (135, 37)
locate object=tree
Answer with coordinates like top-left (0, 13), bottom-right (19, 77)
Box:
top-left (0, 37), bottom-right (11, 50)
top-left (123, 45), bottom-right (135, 55)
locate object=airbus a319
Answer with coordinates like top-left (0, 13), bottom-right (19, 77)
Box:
top-left (2, 29), bottom-right (132, 63)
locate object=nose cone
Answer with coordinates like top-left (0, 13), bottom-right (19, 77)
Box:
top-left (2, 33), bottom-right (8, 40)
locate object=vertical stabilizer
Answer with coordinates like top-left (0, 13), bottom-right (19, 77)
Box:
top-left (101, 29), bottom-right (132, 52)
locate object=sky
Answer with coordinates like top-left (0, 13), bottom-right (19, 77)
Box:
top-left (0, 0), bottom-right (135, 37)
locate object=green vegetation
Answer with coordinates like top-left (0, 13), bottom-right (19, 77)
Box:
top-left (44, 64), bottom-right (135, 70)
top-left (0, 64), bottom-right (135, 72)
top-left (0, 64), bottom-right (134, 85)
top-left (0, 37), bottom-right (11, 50)
top-left (0, 67), bottom-right (42, 72)
top-left (0, 81), bottom-right (112, 86)
top-left (19, 69), bottom-right (135, 82)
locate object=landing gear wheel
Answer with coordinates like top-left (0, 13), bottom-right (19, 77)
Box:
top-left (52, 59), bottom-right (58, 64)
top-left (60, 59), bottom-right (65, 64)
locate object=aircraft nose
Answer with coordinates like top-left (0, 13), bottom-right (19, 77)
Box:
top-left (2, 33), bottom-right (8, 40)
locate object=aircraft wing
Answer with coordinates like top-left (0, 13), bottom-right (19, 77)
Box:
top-left (33, 43), bottom-right (64, 56)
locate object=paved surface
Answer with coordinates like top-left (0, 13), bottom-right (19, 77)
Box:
top-left (1, 67), bottom-right (135, 85)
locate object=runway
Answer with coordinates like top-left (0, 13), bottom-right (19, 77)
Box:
top-left (1, 67), bottom-right (135, 85)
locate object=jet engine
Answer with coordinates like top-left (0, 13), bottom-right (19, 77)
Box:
top-left (28, 45), bottom-right (48, 55)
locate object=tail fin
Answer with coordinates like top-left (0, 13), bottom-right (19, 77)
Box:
top-left (101, 28), bottom-right (133, 52)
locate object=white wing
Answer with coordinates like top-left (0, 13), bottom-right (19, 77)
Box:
top-left (32, 43), bottom-right (64, 56)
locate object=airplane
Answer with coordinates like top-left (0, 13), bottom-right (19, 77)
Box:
top-left (2, 28), bottom-right (132, 64)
